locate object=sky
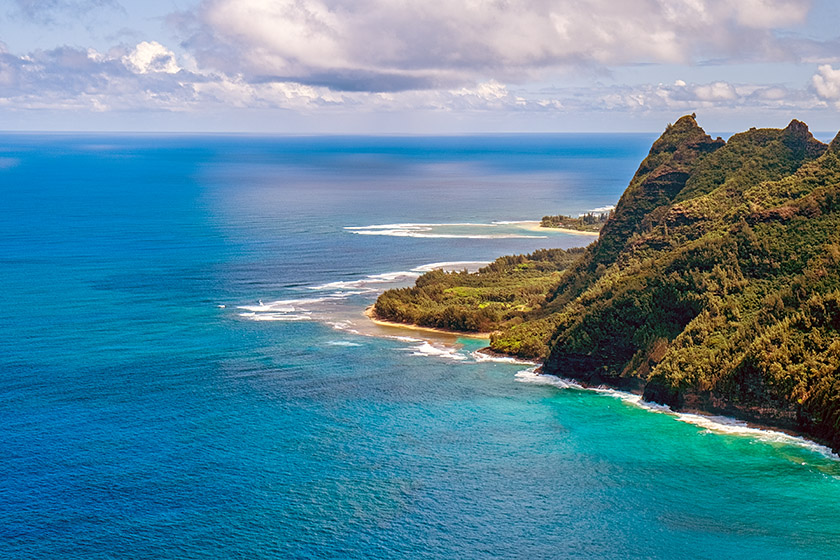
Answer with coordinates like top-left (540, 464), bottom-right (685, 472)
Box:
top-left (2, 0), bottom-right (840, 133)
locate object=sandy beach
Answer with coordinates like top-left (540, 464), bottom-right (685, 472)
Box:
top-left (515, 221), bottom-right (601, 237)
top-left (364, 306), bottom-right (491, 339)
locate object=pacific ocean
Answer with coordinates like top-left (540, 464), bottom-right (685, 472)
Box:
top-left (2, 133), bottom-right (840, 559)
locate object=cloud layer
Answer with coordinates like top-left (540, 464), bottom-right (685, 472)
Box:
top-left (0, 40), bottom-right (827, 119)
top-left (180, 0), bottom-right (812, 92)
top-left (1, 0), bottom-right (838, 130)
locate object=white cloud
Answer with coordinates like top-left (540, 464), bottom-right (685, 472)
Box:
top-left (532, 79), bottom-right (819, 115)
top-left (180, 0), bottom-right (812, 92)
top-left (0, 37), bottom-right (826, 127)
top-left (0, 44), bottom-right (355, 114)
top-left (732, 0), bottom-right (810, 28)
top-left (812, 64), bottom-right (840, 101)
top-left (452, 81), bottom-right (510, 102)
top-left (694, 81), bottom-right (738, 101)
top-left (123, 41), bottom-right (180, 74)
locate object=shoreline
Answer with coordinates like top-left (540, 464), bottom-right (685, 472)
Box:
top-left (364, 306), bottom-right (492, 339)
top-left (516, 221), bottom-right (601, 237)
top-left (537, 371), bottom-right (838, 457)
top-left (363, 301), bottom-right (836, 457)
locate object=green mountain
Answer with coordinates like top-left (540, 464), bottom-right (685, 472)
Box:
top-left (374, 115), bottom-right (840, 450)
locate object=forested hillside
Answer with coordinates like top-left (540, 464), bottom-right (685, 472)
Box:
top-left (373, 115), bottom-right (840, 450)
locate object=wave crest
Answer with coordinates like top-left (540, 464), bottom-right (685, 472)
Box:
top-left (344, 221), bottom-right (560, 239)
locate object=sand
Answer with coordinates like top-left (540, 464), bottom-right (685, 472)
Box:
top-left (514, 221), bottom-right (601, 237)
top-left (364, 306), bottom-right (491, 339)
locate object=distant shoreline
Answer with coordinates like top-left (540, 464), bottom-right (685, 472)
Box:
top-left (364, 306), bottom-right (491, 339)
top-left (516, 221), bottom-right (601, 237)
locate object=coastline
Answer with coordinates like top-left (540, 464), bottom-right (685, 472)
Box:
top-left (364, 302), bottom-right (837, 457)
top-left (364, 306), bottom-right (492, 339)
top-left (534, 370), bottom-right (838, 457)
top-left (516, 221), bottom-right (601, 237)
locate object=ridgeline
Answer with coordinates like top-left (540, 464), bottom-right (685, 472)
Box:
top-left (373, 115), bottom-right (840, 451)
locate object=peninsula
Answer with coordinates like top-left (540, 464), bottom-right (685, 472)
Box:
top-left (372, 115), bottom-right (840, 451)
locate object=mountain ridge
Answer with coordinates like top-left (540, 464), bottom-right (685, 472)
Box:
top-left (373, 115), bottom-right (840, 450)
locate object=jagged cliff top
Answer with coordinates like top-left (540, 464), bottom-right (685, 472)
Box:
top-left (539, 114), bottom-right (840, 450)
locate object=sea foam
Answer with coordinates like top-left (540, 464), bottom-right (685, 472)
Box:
top-left (344, 222), bottom-right (550, 239)
top-left (513, 370), bottom-right (839, 460)
top-left (472, 349), bottom-right (537, 365)
top-left (240, 260), bottom-right (491, 323)
top-left (514, 367), bottom-right (582, 389)
top-left (401, 339), bottom-right (468, 361)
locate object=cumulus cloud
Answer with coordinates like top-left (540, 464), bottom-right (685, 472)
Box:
top-left (0, 44), bottom-right (193, 112)
top-left (589, 80), bottom-right (818, 113)
top-left (2, 0), bottom-right (838, 130)
top-left (504, 78), bottom-right (823, 117)
top-left (0, 41), bottom-right (357, 113)
top-left (812, 64), bottom-right (840, 101)
top-left (731, 0), bottom-right (810, 27)
top-left (177, 0), bottom-right (812, 92)
top-left (0, 39), bottom-right (823, 118)
top-left (693, 81), bottom-right (738, 101)
top-left (123, 41), bottom-right (181, 74)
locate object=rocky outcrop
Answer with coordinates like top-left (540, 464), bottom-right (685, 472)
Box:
top-left (541, 116), bottom-right (840, 451)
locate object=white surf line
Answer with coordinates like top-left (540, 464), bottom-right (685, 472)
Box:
top-left (236, 294), bottom-right (350, 322)
top-left (237, 268), bottom-right (840, 461)
top-left (412, 261), bottom-right (491, 272)
top-left (348, 230), bottom-right (547, 239)
top-left (308, 271), bottom-right (422, 293)
top-left (325, 340), bottom-right (363, 347)
top-left (239, 261), bottom-right (492, 323)
top-left (471, 348), bottom-right (538, 366)
top-left (515, 369), bottom-right (839, 460)
top-left (343, 222), bottom-right (554, 239)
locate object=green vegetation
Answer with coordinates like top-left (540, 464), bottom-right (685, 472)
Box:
top-left (374, 248), bottom-right (583, 354)
top-left (540, 212), bottom-right (611, 232)
top-left (374, 114), bottom-right (840, 451)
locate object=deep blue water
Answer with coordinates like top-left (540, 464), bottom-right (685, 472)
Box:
top-left (2, 134), bottom-right (840, 559)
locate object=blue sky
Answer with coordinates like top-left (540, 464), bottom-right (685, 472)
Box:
top-left (2, 0), bottom-right (840, 133)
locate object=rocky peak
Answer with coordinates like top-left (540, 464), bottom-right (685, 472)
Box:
top-left (828, 131), bottom-right (840, 153)
top-left (590, 115), bottom-right (724, 267)
top-left (782, 119), bottom-right (826, 158)
top-left (648, 113), bottom-right (716, 156)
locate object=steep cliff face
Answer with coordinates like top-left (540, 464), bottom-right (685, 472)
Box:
top-left (592, 114), bottom-right (725, 268)
top-left (373, 114), bottom-right (840, 449)
top-left (532, 115), bottom-right (723, 318)
top-left (540, 116), bottom-right (840, 450)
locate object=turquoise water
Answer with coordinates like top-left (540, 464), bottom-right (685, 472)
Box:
top-left (2, 134), bottom-right (840, 558)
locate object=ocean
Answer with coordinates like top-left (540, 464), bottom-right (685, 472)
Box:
top-left (2, 133), bottom-right (840, 559)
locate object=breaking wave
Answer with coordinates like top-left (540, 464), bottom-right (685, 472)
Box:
top-left (232, 262), bottom-right (838, 461)
top-left (513, 370), bottom-right (838, 460)
top-left (397, 337), bottom-right (468, 361)
top-left (236, 260), bottom-right (493, 323)
top-left (472, 349), bottom-right (537, 365)
top-left (344, 222), bottom-right (556, 239)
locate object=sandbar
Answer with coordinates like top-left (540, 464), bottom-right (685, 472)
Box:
top-left (515, 221), bottom-right (601, 237)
